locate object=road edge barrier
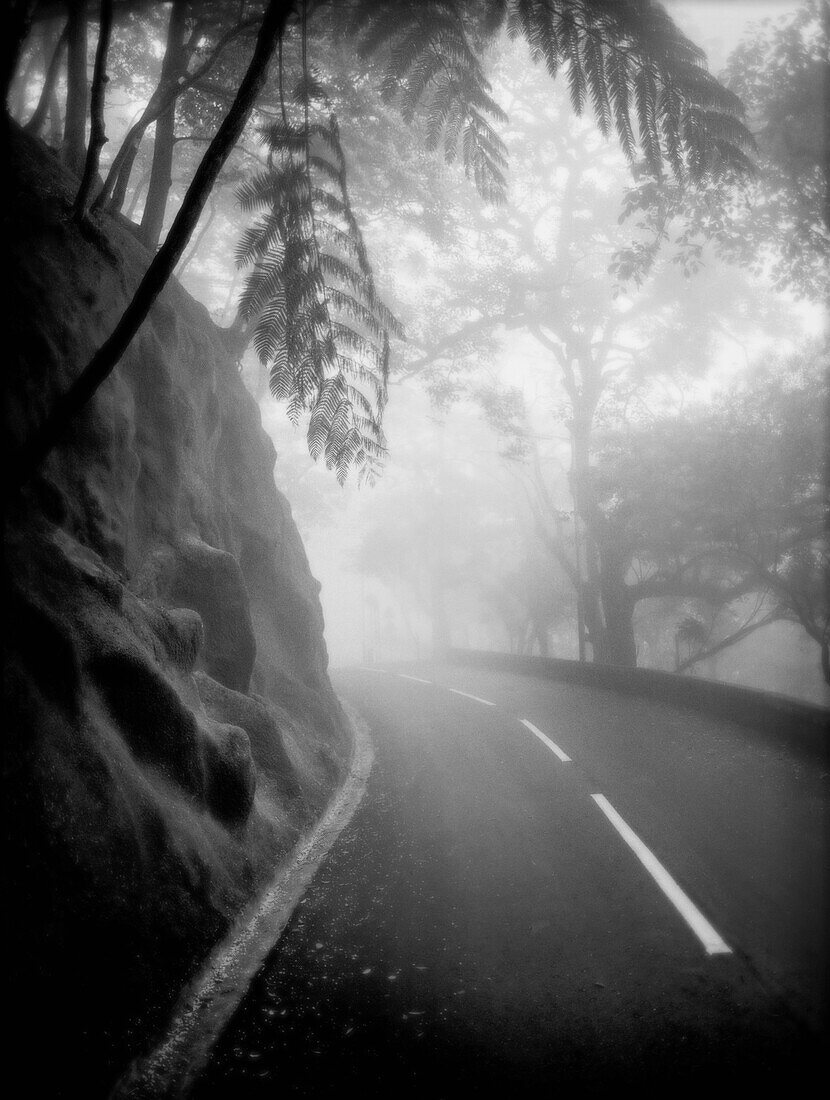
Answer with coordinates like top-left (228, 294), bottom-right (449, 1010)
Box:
top-left (447, 648), bottom-right (828, 762)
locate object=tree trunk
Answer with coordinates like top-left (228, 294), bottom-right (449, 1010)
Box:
top-left (594, 592), bottom-right (637, 666)
top-left (9, 0), bottom-right (295, 493)
top-left (2, 0), bottom-right (35, 117)
top-left (74, 0), bottom-right (113, 220)
top-left (580, 581), bottom-right (604, 661)
top-left (177, 195), bottom-right (217, 276)
top-left (594, 548), bottom-right (637, 666)
top-left (140, 0), bottom-right (189, 251)
top-left (25, 20), bottom-right (66, 138)
top-left (565, 372), bottom-right (641, 669)
top-left (572, 510), bottom-right (588, 661)
top-left (140, 107), bottom-right (176, 247)
top-left (569, 407), bottom-right (606, 663)
top-left (9, 30), bottom-right (38, 120)
top-left (124, 167), bottom-right (150, 218)
top-left (95, 91), bottom-right (172, 214)
top-left (62, 0), bottom-right (87, 176)
top-left (821, 635), bottom-right (829, 686)
top-left (108, 140), bottom-right (141, 213)
top-left (94, 12), bottom-right (259, 214)
top-left (48, 81), bottom-right (62, 146)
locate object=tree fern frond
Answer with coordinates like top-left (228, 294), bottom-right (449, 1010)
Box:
top-left (237, 109), bottom-right (397, 482)
top-left (398, 49), bottom-right (448, 122)
top-left (236, 0), bottom-right (754, 481)
top-left (259, 120), bottom-right (306, 153)
top-left (307, 153), bottom-right (345, 188)
top-left (324, 286), bottom-right (388, 339)
top-left (238, 257), bottom-right (286, 320)
top-left (635, 65), bottom-right (661, 175)
top-left (564, 16), bottom-right (586, 114)
top-left (235, 211), bottom-right (286, 269)
top-left (310, 187), bottom-right (350, 219)
top-left (253, 296), bottom-right (288, 365)
top-left (500, 0), bottom-right (751, 180)
top-left (293, 68), bottom-right (330, 106)
top-left (607, 48), bottom-right (636, 161)
top-left (584, 34), bottom-right (610, 137)
top-left (317, 251), bottom-right (371, 293)
top-left (441, 98), bottom-right (466, 162)
top-left (354, 0), bottom-right (508, 201)
top-left (236, 169), bottom-right (283, 213)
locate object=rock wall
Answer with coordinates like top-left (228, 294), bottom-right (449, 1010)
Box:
top-left (3, 132), bottom-right (351, 1096)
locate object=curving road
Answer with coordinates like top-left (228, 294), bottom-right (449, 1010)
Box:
top-left (194, 664), bottom-right (827, 1096)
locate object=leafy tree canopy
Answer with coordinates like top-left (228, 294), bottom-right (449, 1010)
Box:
top-left (7, 0), bottom-right (755, 485)
top-left (592, 343), bottom-right (828, 676)
top-left (614, 0), bottom-right (829, 299)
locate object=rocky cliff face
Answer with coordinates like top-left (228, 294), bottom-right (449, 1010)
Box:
top-left (4, 132), bottom-right (351, 1095)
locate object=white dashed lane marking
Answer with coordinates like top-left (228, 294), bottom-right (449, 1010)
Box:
top-left (357, 667), bottom-right (732, 961)
top-left (592, 794), bottom-right (731, 956)
top-left (519, 719), bottom-right (572, 763)
top-left (448, 688), bottom-right (496, 707)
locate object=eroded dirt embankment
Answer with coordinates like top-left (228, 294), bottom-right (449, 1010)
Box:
top-left (4, 130), bottom-right (351, 1096)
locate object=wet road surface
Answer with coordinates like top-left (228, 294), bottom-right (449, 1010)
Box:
top-left (194, 664), bottom-right (827, 1096)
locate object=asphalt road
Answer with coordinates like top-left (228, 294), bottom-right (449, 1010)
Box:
top-left (194, 664), bottom-right (827, 1096)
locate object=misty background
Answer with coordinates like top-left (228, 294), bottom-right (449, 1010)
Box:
top-left (15, 0), bottom-right (826, 700)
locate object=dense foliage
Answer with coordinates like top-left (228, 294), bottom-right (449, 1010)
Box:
top-left (6, 0), bottom-right (754, 482)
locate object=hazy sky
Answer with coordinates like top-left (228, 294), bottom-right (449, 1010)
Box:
top-left (665, 1), bottom-right (802, 74)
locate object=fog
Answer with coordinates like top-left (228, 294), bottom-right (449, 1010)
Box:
top-left (245, 3), bottom-right (824, 703)
top-left (12, 0), bottom-right (826, 702)
top-left (9, 6), bottom-right (830, 1093)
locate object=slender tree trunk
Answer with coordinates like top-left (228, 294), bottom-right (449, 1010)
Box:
top-left (9, 32), bottom-right (38, 120)
top-left (124, 167), bottom-right (150, 218)
top-left (10, 0), bottom-right (295, 493)
top-left (62, 0), bottom-right (88, 176)
top-left (177, 195), bottom-right (217, 276)
top-left (139, 107), bottom-right (176, 247)
top-left (25, 20), bottom-right (67, 138)
top-left (94, 13), bottom-right (259, 214)
top-left (96, 95), bottom-right (171, 214)
top-left (48, 83), bottom-right (62, 146)
top-left (74, 0), bottom-right (113, 220)
top-left (570, 425), bottom-right (639, 666)
top-left (572, 514), bottom-right (587, 660)
top-left (140, 0), bottom-right (189, 250)
top-left (2, 0), bottom-right (35, 116)
top-left (569, 408), bottom-right (606, 662)
top-left (595, 582), bottom-right (636, 666)
top-left (108, 140), bottom-right (141, 213)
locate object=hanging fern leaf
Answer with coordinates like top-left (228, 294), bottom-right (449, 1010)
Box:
top-left (491, 0), bottom-right (755, 181)
top-left (237, 105), bottom-right (402, 484)
top-left (584, 34), bottom-right (611, 138)
top-left (350, 0), bottom-right (753, 189)
top-left (350, 0), bottom-right (511, 203)
top-left (233, 0), bottom-right (753, 484)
